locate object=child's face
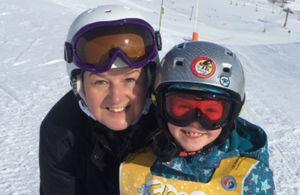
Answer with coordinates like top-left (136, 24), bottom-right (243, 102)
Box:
top-left (168, 121), bottom-right (222, 152)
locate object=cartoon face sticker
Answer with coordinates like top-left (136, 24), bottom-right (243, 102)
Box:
top-left (190, 56), bottom-right (216, 78)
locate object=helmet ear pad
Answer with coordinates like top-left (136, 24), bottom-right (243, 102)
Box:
top-left (151, 129), bottom-right (178, 162)
top-left (144, 57), bottom-right (159, 98)
top-left (70, 69), bottom-right (86, 102)
top-left (151, 88), bottom-right (180, 161)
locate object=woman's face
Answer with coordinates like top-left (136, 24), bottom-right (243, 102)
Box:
top-left (168, 121), bottom-right (222, 152)
top-left (83, 67), bottom-right (147, 131)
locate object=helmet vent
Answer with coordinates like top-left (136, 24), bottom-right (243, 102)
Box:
top-left (223, 67), bottom-right (230, 73)
top-left (174, 57), bottom-right (185, 66)
top-left (225, 49), bottom-right (233, 56)
top-left (104, 9), bottom-right (112, 13)
top-left (176, 61), bottom-right (183, 66)
top-left (222, 62), bottom-right (232, 74)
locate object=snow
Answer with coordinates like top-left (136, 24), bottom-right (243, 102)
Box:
top-left (0, 0), bottom-right (299, 194)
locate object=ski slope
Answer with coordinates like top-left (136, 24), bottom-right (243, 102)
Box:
top-left (0, 0), bottom-right (300, 194)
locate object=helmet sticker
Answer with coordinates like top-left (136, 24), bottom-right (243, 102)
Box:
top-left (221, 176), bottom-right (237, 191)
top-left (190, 56), bottom-right (216, 78)
top-left (220, 76), bottom-right (230, 87)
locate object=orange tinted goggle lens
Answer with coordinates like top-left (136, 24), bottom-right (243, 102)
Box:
top-left (77, 33), bottom-right (146, 64)
top-left (75, 24), bottom-right (153, 66)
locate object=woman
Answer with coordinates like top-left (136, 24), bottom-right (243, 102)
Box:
top-left (39, 5), bottom-right (161, 195)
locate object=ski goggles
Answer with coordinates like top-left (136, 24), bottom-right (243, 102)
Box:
top-left (64, 18), bottom-right (161, 73)
top-left (162, 90), bottom-right (233, 130)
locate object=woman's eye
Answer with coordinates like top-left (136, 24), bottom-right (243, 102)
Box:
top-left (125, 78), bottom-right (136, 83)
top-left (94, 80), bottom-right (108, 85)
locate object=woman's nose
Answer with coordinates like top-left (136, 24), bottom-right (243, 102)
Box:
top-left (107, 84), bottom-right (125, 104)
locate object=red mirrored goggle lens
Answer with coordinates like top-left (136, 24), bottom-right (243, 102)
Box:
top-left (75, 23), bottom-right (154, 66)
top-left (165, 93), bottom-right (232, 129)
top-left (169, 97), bottom-right (224, 120)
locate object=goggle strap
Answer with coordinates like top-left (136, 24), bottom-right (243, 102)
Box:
top-left (64, 42), bottom-right (73, 63)
top-left (155, 31), bottom-right (162, 51)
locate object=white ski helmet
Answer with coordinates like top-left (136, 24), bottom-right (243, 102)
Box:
top-left (63, 5), bottom-right (161, 118)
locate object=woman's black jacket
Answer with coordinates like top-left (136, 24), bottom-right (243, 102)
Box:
top-left (39, 90), bottom-right (158, 195)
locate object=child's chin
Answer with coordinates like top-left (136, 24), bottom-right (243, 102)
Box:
top-left (182, 145), bottom-right (204, 153)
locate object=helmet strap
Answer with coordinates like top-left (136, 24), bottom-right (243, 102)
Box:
top-left (152, 128), bottom-right (178, 162)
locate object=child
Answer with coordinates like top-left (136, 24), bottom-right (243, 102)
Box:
top-left (120, 41), bottom-right (275, 194)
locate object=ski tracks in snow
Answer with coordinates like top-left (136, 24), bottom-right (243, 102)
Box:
top-left (0, 78), bottom-right (41, 195)
top-left (244, 91), bottom-right (300, 195)
top-left (237, 47), bottom-right (300, 195)
top-left (0, 69), bottom-right (69, 194)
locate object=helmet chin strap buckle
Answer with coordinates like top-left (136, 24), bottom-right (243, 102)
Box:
top-left (64, 42), bottom-right (73, 63)
top-left (178, 151), bottom-right (196, 157)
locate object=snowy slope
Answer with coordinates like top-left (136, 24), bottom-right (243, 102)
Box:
top-left (0, 0), bottom-right (299, 194)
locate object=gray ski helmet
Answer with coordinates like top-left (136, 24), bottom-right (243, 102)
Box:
top-left (152, 41), bottom-right (245, 157)
top-left (155, 41), bottom-right (245, 104)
